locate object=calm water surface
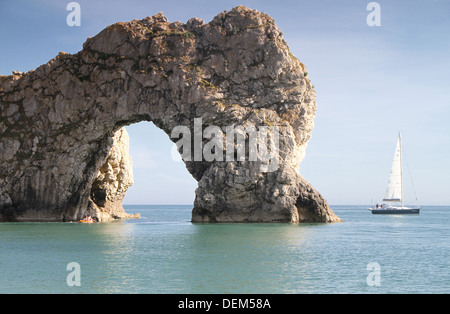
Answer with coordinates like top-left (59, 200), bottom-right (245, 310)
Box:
top-left (0, 205), bottom-right (449, 293)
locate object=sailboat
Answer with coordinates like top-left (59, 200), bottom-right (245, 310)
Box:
top-left (370, 133), bottom-right (420, 215)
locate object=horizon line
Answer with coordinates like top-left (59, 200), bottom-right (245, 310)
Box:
top-left (123, 204), bottom-right (450, 207)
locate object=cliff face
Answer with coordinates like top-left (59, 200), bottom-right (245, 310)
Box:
top-left (0, 6), bottom-right (341, 223)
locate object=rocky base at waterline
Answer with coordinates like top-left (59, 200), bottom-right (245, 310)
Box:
top-left (0, 6), bottom-right (341, 223)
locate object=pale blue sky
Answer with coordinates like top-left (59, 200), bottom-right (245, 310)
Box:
top-left (1, 0), bottom-right (449, 205)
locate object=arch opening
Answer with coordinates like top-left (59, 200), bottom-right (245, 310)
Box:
top-left (85, 122), bottom-right (198, 222)
top-left (124, 122), bottom-right (197, 206)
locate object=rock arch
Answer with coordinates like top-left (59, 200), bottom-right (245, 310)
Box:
top-left (0, 6), bottom-right (341, 223)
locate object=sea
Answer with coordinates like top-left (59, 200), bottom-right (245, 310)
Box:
top-left (0, 205), bottom-right (449, 294)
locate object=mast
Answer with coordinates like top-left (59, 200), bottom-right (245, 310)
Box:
top-left (399, 132), bottom-right (403, 208)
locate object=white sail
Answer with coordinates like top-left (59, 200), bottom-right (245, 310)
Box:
top-left (383, 134), bottom-right (402, 202)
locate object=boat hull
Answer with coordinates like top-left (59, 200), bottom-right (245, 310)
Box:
top-left (371, 208), bottom-right (420, 215)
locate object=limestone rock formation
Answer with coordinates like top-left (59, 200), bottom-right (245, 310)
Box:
top-left (88, 127), bottom-right (139, 221)
top-left (0, 6), bottom-right (342, 223)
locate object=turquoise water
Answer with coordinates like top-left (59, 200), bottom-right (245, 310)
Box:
top-left (0, 205), bottom-right (449, 294)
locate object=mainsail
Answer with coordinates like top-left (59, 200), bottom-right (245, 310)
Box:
top-left (370, 132), bottom-right (420, 215)
top-left (383, 134), bottom-right (403, 202)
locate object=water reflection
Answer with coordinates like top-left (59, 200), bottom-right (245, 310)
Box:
top-left (175, 223), bottom-right (320, 293)
top-left (80, 223), bottom-right (138, 293)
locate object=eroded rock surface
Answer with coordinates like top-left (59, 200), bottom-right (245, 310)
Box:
top-left (0, 6), bottom-right (341, 223)
top-left (88, 127), bottom-right (138, 221)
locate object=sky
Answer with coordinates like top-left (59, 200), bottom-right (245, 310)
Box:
top-left (1, 0), bottom-right (449, 205)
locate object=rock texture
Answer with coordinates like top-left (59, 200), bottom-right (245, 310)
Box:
top-left (0, 6), bottom-right (341, 223)
top-left (88, 127), bottom-right (138, 221)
